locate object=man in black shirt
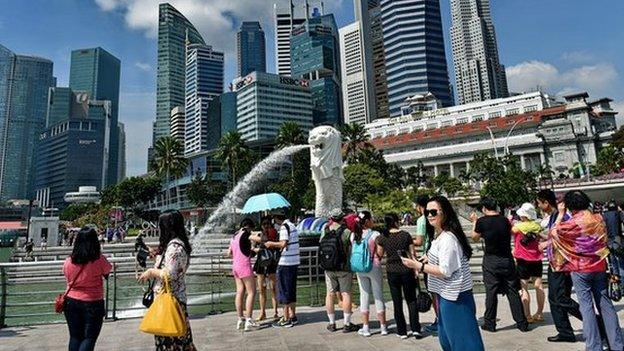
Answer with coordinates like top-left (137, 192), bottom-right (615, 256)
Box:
top-left (471, 197), bottom-right (529, 332)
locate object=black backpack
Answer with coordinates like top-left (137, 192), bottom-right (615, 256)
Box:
top-left (319, 225), bottom-right (347, 271)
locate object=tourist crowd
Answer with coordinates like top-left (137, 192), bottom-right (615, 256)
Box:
top-left (57, 189), bottom-right (624, 351)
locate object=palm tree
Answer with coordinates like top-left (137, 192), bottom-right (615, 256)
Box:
top-left (339, 122), bottom-right (372, 162)
top-left (151, 136), bottom-right (188, 207)
top-left (275, 121), bottom-right (305, 148)
top-left (215, 131), bottom-right (251, 188)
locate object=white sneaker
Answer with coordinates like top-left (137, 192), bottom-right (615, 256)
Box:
top-left (358, 328), bottom-right (371, 337)
top-left (380, 325), bottom-right (389, 336)
top-left (244, 319), bottom-right (258, 331)
top-left (236, 319), bottom-right (244, 330)
top-left (397, 334), bottom-right (408, 340)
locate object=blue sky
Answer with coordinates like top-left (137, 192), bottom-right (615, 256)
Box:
top-left (1, 0), bottom-right (623, 176)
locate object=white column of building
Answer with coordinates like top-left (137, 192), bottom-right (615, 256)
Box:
top-left (540, 153), bottom-right (546, 164)
top-left (434, 165), bottom-right (439, 177)
top-left (449, 164), bottom-right (455, 177)
top-left (520, 155), bottom-right (526, 169)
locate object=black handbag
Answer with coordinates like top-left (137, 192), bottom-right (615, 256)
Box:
top-left (415, 275), bottom-right (433, 313)
top-left (142, 256), bottom-right (164, 308)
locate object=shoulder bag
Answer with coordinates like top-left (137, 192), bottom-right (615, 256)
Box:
top-left (55, 264), bottom-right (86, 313)
top-left (415, 274), bottom-right (433, 313)
top-left (139, 273), bottom-right (187, 337)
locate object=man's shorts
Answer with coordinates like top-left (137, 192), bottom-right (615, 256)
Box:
top-left (277, 265), bottom-right (298, 304)
top-left (325, 271), bottom-right (353, 293)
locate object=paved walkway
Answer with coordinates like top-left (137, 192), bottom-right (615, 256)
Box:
top-left (1, 289), bottom-right (623, 351)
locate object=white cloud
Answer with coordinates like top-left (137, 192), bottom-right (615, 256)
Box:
top-left (134, 61), bottom-right (152, 71)
top-left (561, 50), bottom-right (595, 64)
top-left (506, 60), bottom-right (618, 98)
top-left (94, 0), bottom-right (121, 11)
top-left (612, 101), bottom-right (624, 128)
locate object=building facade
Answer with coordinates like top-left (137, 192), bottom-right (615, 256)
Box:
top-left (220, 91), bottom-right (237, 136)
top-left (274, 1), bottom-right (307, 76)
top-left (35, 91), bottom-right (111, 208)
top-left (117, 122), bottom-right (126, 181)
top-left (69, 47), bottom-right (121, 186)
top-left (153, 3), bottom-right (205, 148)
top-left (380, 0), bottom-right (453, 116)
top-left (450, 0), bottom-right (508, 104)
top-left (367, 91), bottom-right (618, 178)
top-left (237, 21), bottom-right (266, 77)
top-left (291, 12), bottom-right (342, 126)
top-left (232, 72), bottom-right (313, 142)
top-left (184, 44), bottom-right (224, 155)
top-left (0, 45), bottom-right (55, 201)
top-left (339, 22), bottom-right (376, 125)
top-left (170, 106), bottom-right (185, 143)
top-left (354, 0), bottom-right (388, 121)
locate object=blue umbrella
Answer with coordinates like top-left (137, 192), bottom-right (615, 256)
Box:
top-left (241, 193), bottom-right (291, 214)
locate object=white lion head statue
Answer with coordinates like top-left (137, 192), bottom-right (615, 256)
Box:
top-left (308, 125), bottom-right (343, 180)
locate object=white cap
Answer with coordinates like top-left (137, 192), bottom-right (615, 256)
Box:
top-left (516, 203), bottom-right (537, 220)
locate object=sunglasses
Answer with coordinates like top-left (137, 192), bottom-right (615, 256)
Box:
top-left (424, 209), bottom-right (440, 217)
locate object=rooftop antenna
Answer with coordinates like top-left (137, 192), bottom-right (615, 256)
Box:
top-left (305, 0), bottom-right (310, 19)
top-left (321, 1), bottom-right (324, 15)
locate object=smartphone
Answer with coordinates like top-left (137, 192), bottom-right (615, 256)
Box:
top-left (397, 250), bottom-right (408, 258)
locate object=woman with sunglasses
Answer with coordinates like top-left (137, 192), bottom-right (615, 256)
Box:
top-left (401, 196), bottom-right (484, 351)
top-left (376, 213), bottom-right (422, 339)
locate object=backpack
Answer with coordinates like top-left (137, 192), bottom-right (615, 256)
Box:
top-left (255, 248), bottom-right (280, 275)
top-left (319, 225), bottom-right (347, 271)
top-left (350, 230), bottom-right (374, 273)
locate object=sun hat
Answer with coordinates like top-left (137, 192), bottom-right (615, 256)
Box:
top-left (516, 203), bottom-right (537, 221)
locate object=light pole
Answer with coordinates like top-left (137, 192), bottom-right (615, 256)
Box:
top-left (504, 120), bottom-right (521, 155)
top-left (486, 126), bottom-right (499, 159)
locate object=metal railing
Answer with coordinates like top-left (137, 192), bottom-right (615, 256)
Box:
top-left (0, 247), bottom-right (321, 328)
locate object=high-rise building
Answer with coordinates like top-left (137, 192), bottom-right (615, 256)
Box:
top-left (184, 44), bottom-right (224, 155)
top-left (339, 21), bottom-right (376, 125)
top-left (170, 106), bottom-right (185, 143)
top-left (380, 0), bottom-right (453, 117)
top-left (153, 3), bottom-right (205, 148)
top-left (0, 44), bottom-right (54, 201)
top-left (237, 22), bottom-right (266, 77)
top-left (450, 0), bottom-right (509, 104)
top-left (354, 0), bottom-right (389, 120)
top-left (69, 47), bottom-right (121, 186)
top-left (274, 1), bottom-right (307, 76)
top-left (220, 91), bottom-right (237, 136)
top-left (34, 90), bottom-right (112, 208)
top-left (232, 72), bottom-right (313, 142)
top-left (291, 12), bottom-right (343, 126)
top-left (117, 122), bottom-right (126, 180)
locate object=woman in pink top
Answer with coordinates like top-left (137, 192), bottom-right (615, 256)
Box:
top-left (62, 227), bottom-right (112, 351)
top-left (227, 218), bottom-right (257, 331)
top-left (511, 203), bottom-right (545, 323)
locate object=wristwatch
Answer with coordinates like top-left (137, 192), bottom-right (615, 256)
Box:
top-left (419, 262), bottom-right (426, 273)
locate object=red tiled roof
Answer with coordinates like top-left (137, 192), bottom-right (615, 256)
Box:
top-left (0, 221), bottom-right (26, 230)
top-left (370, 106), bottom-right (566, 150)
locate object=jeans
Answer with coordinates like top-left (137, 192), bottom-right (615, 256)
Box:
top-left (571, 271), bottom-right (623, 351)
top-left (387, 271), bottom-right (420, 335)
top-left (356, 265), bottom-right (385, 313)
top-left (482, 255), bottom-right (527, 329)
top-left (437, 291), bottom-right (485, 351)
top-left (64, 297), bottom-right (105, 351)
top-left (548, 267), bottom-right (582, 338)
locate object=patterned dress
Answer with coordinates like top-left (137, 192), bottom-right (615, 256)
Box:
top-left (153, 238), bottom-right (196, 351)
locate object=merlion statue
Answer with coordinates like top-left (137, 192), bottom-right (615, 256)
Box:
top-left (308, 126), bottom-right (343, 218)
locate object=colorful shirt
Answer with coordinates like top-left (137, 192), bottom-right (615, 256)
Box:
top-left (415, 215), bottom-right (429, 254)
top-left (63, 254), bottom-right (112, 301)
top-left (512, 221), bottom-right (544, 261)
top-left (552, 210), bottom-right (609, 273)
top-left (153, 238), bottom-right (190, 303)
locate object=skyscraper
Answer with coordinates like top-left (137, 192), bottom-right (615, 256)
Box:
top-left (274, 1), bottom-right (307, 76)
top-left (291, 11), bottom-right (343, 126)
top-left (237, 21), bottom-right (266, 77)
top-left (117, 122), bottom-right (126, 180)
top-left (69, 47), bottom-right (120, 186)
top-left (354, 0), bottom-right (389, 120)
top-left (380, 0), bottom-right (453, 117)
top-left (184, 44), bottom-right (224, 155)
top-left (450, 0), bottom-right (509, 104)
top-left (0, 44), bottom-right (54, 201)
top-left (339, 22), bottom-right (376, 125)
top-left (153, 3), bottom-right (205, 147)
top-left (34, 90), bottom-right (112, 208)
top-left (170, 106), bottom-right (185, 143)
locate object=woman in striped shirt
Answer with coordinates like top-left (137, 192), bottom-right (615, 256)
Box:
top-left (401, 196), bottom-right (484, 351)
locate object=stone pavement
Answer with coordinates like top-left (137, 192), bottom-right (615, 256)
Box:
top-left (1, 289), bottom-right (623, 351)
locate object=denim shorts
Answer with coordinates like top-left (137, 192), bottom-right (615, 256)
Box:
top-left (277, 265), bottom-right (298, 304)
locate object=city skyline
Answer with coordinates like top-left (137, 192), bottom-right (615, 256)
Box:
top-left (1, 0), bottom-right (623, 176)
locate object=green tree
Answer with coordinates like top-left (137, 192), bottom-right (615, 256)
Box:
top-left (593, 145), bottom-right (624, 176)
top-left (340, 123), bottom-right (372, 163)
top-left (432, 173), bottom-right (466, 197)
top-left (60, 204), bottom-right (97, 221)
top-left (344, 163), bottom-right (387, 209)
top-left (276, 121), bottom-right (306, 148)
top-left (186, 173), bottom-right (228, 208)
top-left (468, 153), bottom-right (536, 208)
top-left (367, 190), bottom-right (413, 216)
top-left (150, 136), bottom-right (188, 206)
top-left (215, 131), bottom-right (253, 188)
top-left (612, 126), bottom-right (624, 150)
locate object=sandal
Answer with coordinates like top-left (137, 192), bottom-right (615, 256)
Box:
top-left (526, 316), bottom-right (535, 323)
top-left (255, 314), bottom-right (266, 322)
top-left (532, 313), bottom-right (544, 322)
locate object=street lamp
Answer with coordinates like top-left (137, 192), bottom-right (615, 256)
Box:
top-left (504, 120), bottom-right (521, 155)
top-left (485, 126), bottom-right (499, 159)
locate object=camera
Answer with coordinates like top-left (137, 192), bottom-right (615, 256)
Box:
top-left (520, 232), bottom-right (538, 247)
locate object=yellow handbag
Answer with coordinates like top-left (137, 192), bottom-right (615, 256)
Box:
top-left (139, 273), bottom-right (187, 337)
